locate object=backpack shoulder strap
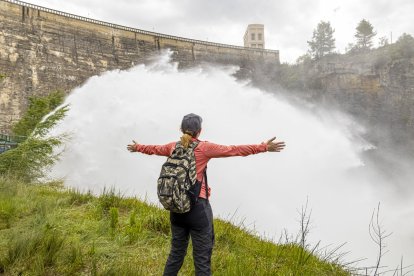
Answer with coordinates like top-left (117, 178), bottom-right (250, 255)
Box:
top-left (175, 140), bottom-right (199, 149)
top-left (189, 140), bottom-right (199, 149)
top-left (203, 166), bottom-right (209, 200)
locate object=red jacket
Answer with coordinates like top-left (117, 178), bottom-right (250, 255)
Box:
top-left (135, 138), bottom-right (267, 199)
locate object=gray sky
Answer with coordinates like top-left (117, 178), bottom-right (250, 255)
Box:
top-left (24, 0), bottom-right (414, 63)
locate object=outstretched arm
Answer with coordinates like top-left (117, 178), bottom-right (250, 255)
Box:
top-left (127, 140), bottom-right (176, 156)
top-left (202, 137), bottom-right (285, 158)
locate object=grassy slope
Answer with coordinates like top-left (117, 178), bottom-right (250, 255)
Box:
top-left (0, 178), bottom-right (349, 275)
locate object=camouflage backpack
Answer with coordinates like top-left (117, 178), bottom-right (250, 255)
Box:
top-left (157, 141), bottom-right (201, 213)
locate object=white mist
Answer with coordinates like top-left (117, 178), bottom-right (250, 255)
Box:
top-left (48, 54), bottom-right (414, 270)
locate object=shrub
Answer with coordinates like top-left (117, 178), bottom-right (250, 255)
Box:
top-left (0, 92), bottom-right (68, 181)
top-left (12, 91), bottom-right (65, 137)
top-left (390, 33), bottom-right (414, 59)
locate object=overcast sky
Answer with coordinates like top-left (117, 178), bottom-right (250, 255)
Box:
top-left (23, 0), bottom-right (414, 63)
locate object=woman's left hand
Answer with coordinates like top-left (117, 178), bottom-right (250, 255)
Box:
top-left (127, 140), bottom-right (138, 152)
top-left (266, 137), bottom-right (285, 152)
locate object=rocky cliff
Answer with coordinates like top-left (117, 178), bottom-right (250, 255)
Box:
top-left (274, 46), bottom-right (414, 161)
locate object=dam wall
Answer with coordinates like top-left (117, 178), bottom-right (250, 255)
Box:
top-left (0, 0), bottom-right (280, 131)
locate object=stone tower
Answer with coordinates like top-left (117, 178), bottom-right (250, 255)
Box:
top-left (243, 24), bottom-right (265, 49)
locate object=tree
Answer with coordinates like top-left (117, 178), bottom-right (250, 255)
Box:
top-left (296, 53), bottom-right (312, 65)
top-left (378, 36), bottom-right (389, 47)
top-left (307, 21), bottom-right (336, 59)
top-left (391, 33), bottom-right (414, 58)
top-left (1, 90), bottom-right (67, 181)
top-left (12, 91), bottom-right (65, 137)
top-left (355, 19), bottom-right (376, 49)
top-left (345, 43), bottom-right (357, 54)
top-left (0, 100), bottom-right (68, 181)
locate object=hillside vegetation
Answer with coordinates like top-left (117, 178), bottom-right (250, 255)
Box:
top-left (0, 178), bottom-right (349, 275)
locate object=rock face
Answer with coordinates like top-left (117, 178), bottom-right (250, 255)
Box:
top-left (0, 0), bottom-right (280, 132)
top-left (288, 50), bottom-right (414, 156)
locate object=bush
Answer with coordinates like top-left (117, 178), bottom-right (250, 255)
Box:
top-left (390, 33), bottom-right (414, 59)
top-left (0, 92), bottom-right (68, 181)
top-left (12, 91), bottom-right (65, 137)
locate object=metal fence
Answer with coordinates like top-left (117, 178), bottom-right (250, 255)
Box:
top-left (2, 0), bottom-right (279, 55)
top-left (0, 134), bottom-right (26, 153)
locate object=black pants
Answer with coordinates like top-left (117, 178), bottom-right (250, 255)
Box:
top-left (163, 198), bottom-right (215, 276)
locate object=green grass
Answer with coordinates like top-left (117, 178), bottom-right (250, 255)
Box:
top-left (0, 177), bottom-right (350, 275)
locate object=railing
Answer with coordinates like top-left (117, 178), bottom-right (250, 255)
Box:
top-left (2, 0), bottom-right (279, 55)
top-left (0, 133), bottom-right (25, 142)
top-left (0, 133), bottom-right (26, 153)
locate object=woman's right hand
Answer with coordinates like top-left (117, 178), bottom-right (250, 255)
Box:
top-left (127, 140), bottom-right (138, 152)
top-left (266, 137), bottom-right (285, 152)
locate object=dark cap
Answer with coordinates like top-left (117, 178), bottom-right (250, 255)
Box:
top-left (181, 113), bottom-right (203, 135)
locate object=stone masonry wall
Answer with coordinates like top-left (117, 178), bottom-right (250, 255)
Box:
top-left (0, 0), bottom-right (280, 132)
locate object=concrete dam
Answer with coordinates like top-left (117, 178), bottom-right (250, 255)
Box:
top-left (0, 0), bottom-right (280, 132)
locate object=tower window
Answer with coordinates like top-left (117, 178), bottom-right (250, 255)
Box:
top-left (251, 33), bottom-right (255, 40)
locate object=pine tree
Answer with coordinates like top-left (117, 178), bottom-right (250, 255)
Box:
top-left (307, 21), bottom-right (336, 59)
top-left (355, 19), bottom-right (376, 49)
top-left (393, 33), bottom-right (414, 58)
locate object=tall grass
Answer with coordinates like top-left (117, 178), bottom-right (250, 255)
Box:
top-left (95, 187), bottom-right (124, 213)
top-left (0, 179), bottom-right (350, 275)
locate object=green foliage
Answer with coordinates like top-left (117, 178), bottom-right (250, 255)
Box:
top-left (109, 207), bottom-right (119, 232)
top-left (3, 227), bottom-right (65, 269)
top-left (0, 90), bottom-right (67, 181)
top-left (66, 242), bottom-right (83, 271)
top-left (12, 91), bottom-right (65, 137)
top-left (125, 209), bottom-right (142, 244)
top-left (0, 106), bottom-right (68, 181)
top-left (0, 179), bottom-right (350, 275)
top-left (98, 187), bottom-right (123, 214)
top-left (355, 19), bottom-right (376, 49)
top-left (391, 33), bottom-right (414, 59)
top-left (142, 211), bottom-right (170, 235)
top-left (277, 63), bottom-right (304, 90)
top-left (296, 53), bottom-right (312, 65)
top-left (68, 188), bottom-right (94, 205)
top-left (307, 21), bottom-right (336, 59)
top-left (129, 209), bottom-right (137, 227)
top-left (378, 36), bottom-right (389, 47)
top-left (0, 198), bottom-right (16, 229)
